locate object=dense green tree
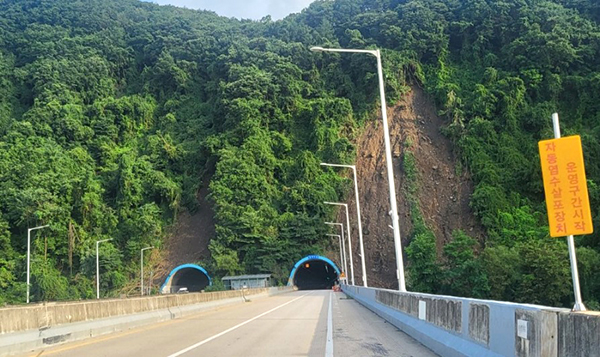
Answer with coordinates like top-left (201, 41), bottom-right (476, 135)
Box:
top-left (0, 217), bottom-right (16, 305)
top-left (441, 230), bottom-right (489, 298)
top-left (406, 230), bottom-right (442, 294)
top-left (515, 240), bottom-right (572, 306)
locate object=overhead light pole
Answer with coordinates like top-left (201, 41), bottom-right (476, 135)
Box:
top-left (96, 238), bottom-right (113, 299)
top-left (326, 233), bottom-right (344, 282)
top-left (321, 162), bottom-right (367, 287)
top-left (324, 202), bottom-right (354, 285)
top-left (27, 224), bottom-right (49, 303)
top-left (140, 246), bottom-right (155, 296)
top-left (325, 222), bottom-right (348, 282)
top-left (312, 46), bottom-right (406, 291)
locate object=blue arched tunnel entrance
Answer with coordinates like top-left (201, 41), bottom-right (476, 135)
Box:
top-left (161, 264), bottom-right (211, 293)
top-left (288, 255), bottom-right (340, 290)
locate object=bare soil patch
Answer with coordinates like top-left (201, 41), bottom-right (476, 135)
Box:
top-left (341, 86), bottom-right (483, 289)
top-left (155, 185), bottom-right (214, 281)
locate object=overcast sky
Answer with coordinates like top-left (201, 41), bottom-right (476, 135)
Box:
top-left (143, 0), bottom-right (316, 21)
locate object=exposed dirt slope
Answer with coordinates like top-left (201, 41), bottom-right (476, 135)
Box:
top-left (341, 86), bottom-right (483, 289)
top-left (156, 185), bottom-right (214, 281)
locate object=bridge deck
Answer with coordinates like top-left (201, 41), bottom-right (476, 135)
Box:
top-left (30, 290), bottom-right (436, 356)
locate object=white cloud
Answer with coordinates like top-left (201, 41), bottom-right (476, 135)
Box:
top-left (143, 0), bottom-right (316, 20)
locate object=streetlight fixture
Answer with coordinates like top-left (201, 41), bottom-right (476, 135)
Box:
top-left (27, 224), bottom-right (49, 303)
top-left (324, 202), bottom-right (355, 285)
top-left (325, 222), bottom-right (348, 281)
top-left (96, 238), bottom-right (113, 299)
top-left (326, 233), bottom-right (344, 283)
top-left (140, 246), bottom-right (155, 296)
top-left (312, 46), bottom-right (406, 291)
top-left (321, 162), bottom-right (367, 287)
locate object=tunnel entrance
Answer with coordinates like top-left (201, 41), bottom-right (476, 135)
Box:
top-left (160, 264), bottom-right (211, 293)
top-left (288, 255), bottom-right (340, 290)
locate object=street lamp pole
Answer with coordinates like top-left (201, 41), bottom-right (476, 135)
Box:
top-left (325, 222), bottom-right (347, 282)
top-left (140, 246), bottom-right (154, 296)
top-left (27, 224), bottom-right (49, 303)
top-left (96, 238), bottom-right (113, 299)
top-left (312, 46), bottom-right (406, 291)
top-left (321, 162), bottom-right (367, 287)
top-left (324, 202), bottom-right (355, 285)
top-left (326, 234), bottom-right (344, 281)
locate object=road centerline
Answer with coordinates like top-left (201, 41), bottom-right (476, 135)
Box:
top-left (325, 291), bottom-right (333, 357)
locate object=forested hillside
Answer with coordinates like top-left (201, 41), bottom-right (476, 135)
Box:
top-left (1, 0), bottom-right (599, 308)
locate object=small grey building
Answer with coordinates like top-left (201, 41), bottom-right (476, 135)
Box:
top-left (222, 274), bottom-right (272, 290)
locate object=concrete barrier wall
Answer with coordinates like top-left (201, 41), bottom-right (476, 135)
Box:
top-left (0, 286), bottom-right (292, 355)
top-left (557, 311), bottom-right (600, 357)
top-left (0, 286), bottom-right (290, 335)
top-left (341, 285), bottom-right (600, 357)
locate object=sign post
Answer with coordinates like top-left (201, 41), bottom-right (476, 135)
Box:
top-left (538, 113), bottom-right (592, 311)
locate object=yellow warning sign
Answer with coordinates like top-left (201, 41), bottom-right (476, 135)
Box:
top-left (539, 135), bottom-right (593, 237)
top-left (340, 272), bottom-right (346, 278)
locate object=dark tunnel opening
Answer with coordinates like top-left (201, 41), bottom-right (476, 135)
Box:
top-left (294, 260), bottom-right (339, 290)
top-left (171, 268), bottom-right (210, 292)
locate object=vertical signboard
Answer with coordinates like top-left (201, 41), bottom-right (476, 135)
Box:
top-left (538, 135), bottom-right (593, 237)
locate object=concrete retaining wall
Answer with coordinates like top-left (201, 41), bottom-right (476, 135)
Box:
top-left (342, 285), bottom-right (600, 357)
top-left (0, 287), bottom-right (291, 356)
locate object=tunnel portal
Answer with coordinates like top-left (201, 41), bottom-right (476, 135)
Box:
top-left (160, 264), bottom-right (211, 293)
top-left (288, 255), bottom-right (340, 290)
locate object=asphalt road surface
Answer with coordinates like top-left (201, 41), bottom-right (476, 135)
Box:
top-left (26, 290), bottom-right (437, 356)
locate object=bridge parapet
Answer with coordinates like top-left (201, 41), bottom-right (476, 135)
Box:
top-left (0, 286), bottom-right (293, 355)
top-left (343, 285), bottom-right (599, 357)
top-left (0, 287), bottom-right (291, 335)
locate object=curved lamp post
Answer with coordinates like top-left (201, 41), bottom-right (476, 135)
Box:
top-left (324, 202), bottom-right (355, 285)
top-left (325, 222), bottom-right (348, 283)
top-left (140, 246), bottom-right (155, 296)
top-left (27, 224), bottom-right (49, 303)
top-left (96, 238), bottom-right (113, 299)
top-left (321, 162), bottom-right (367, 287)
top-left (312, 46), bottom-right (406, 291)
top-left (326, 233), bottom-right (344, 282)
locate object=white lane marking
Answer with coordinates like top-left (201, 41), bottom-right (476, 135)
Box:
top-left (325, 292), bottom-right (333, 357)
top-left (168, 293), bottom-right (311, 357)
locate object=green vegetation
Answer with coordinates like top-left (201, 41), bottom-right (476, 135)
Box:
top-left (1, 0), bottom-right (600, 308)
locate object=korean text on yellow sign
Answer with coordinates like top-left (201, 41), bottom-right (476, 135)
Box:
top-left (539, 135), bottom-right (593, 237)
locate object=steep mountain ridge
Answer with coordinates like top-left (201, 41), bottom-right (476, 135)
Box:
top-left (164, 86), bottom-right (484, 289)
top-left (2, 0), bottom-right (600, 307)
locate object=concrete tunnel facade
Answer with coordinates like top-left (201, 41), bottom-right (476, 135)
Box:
top-left (287, 255), bottom-right (340, 290)
top-left (160, 264), bottom-right (212, 293)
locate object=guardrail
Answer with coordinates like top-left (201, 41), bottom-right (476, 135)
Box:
top-left (0, 286), bottom-right (292, 355)
top-left (342, 285), bottom-right (600, 357)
